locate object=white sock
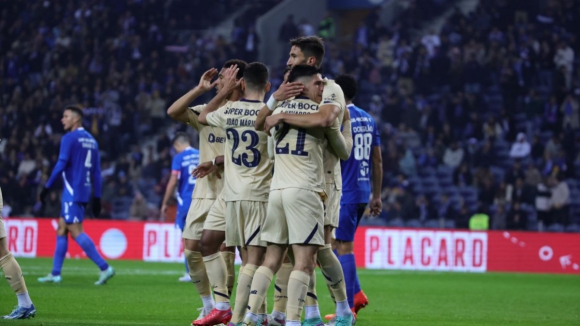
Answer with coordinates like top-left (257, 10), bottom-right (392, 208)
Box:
top-left (336, 299), bottom-right (351, 317)
top-left (201, 295), bottom-right (215, 311)
top-left (271, 310), bottom-right (285, 320)
top-left (245, 312), bottom-right (259, 322)
top-left (17, 292), bottom-right (32, 308)
top-left (286, 321), bottom-right (301, 326)
top-left (305, 305), bottom-right (320, 319)
top-left (215, 302), bottom-right (230, 311)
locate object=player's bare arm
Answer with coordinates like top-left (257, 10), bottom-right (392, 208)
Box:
top-left (254, 81), bottom-right (303, 131)
top-left (265, 102), bottom-right (340, 132)
top-left (160, 173), bottom-right (179, 219)
top-left (370, 145), bottom-right (383, 216)
top-left (191, 155), bottom-right (224, 179)
top-left (198, 66), bottom-right (241, 125)
top-left (166, 68), bottom-right (218, 123)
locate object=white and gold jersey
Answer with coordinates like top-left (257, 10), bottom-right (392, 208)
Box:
top-left (321, 79), bottom-right (348, 189)
top-left (270, 97), bottom-right (325, 193)
top-left (205, 100), bottom-right (272, 202)
top-left (186, 105), bottom-right (226, 199)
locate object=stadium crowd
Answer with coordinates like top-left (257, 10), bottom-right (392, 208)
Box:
top-left (1, 0), bottom-right (579, 232)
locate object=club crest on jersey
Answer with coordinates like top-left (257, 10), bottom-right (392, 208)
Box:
top-left (360, 161), bottom-right (370, 177)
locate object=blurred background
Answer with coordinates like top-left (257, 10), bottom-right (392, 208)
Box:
top-left (1, 0), bottom-right (579, 233)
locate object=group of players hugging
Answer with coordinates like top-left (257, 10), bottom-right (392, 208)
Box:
top-left (0, 36), bottom-right (382, 326)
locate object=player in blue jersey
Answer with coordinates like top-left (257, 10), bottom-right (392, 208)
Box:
top-left (334, 74), bottom-right (382, 316)
top-left (161, 132), bottom-right (199, 282)
top-left (38, 105), bottom-right (115, 285)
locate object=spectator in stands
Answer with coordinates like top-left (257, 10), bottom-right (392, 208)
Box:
top-left (453, 162), bottom-right (473, 187)
top-left (561, 94), bottom-right (579, 130)
top-left (491, 204), bottom-right (507, 230)
top-left (508, 178), bottom-right (535, 205)
top-left (398, 148), bottom-right (417, 176)
top-left (437, 193), bottom-right (454, 221)
top-left (298, 19), bottom-right (315, 37)
top-left (417, 148), bottom-right (439, 168)
top-left (506, 202), bottom-right (526, 230)
top-left (130, 191), bottom-right (149, 221)
top-left (549, 175), bottom-right (570, 226)
top-left (415, 195), bottom-right (436, 224)
top-left (535, 178), bottom-right (552, 228)
top-left (421, 29), bottom-right (441, 57)
top-left (530, 135), bottom-right (545, 161)
top-left (509, 133), bottom-right (531, 159)
top-left (505, 161), bottom-right (525, 185)
top-left (525, 163), bottom-right (542, 186)
top-left (443, 141), bottom-right (464, 168)
top-left (318, 12), bottom-right (335, 40)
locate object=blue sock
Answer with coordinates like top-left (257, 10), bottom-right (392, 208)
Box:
top-left (75, 233), bottom-right (109, 271)
top-left (354, 269), bottom-right (361, 295)
top-left (338, 253), bottom-right (356, 308)
top-left (184, 256), bottom-right (189, 273)
top-left (51, 235), bottom-right (68, 276)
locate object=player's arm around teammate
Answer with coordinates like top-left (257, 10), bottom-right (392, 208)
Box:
top-left (254, 67), bottom-right (302, 132)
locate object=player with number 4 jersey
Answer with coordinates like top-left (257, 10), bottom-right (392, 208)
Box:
top-left (38, 105), bottom-right (115, 286)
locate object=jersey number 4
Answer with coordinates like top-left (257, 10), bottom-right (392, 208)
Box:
top-left (226, 129), bottom-right (261, 168)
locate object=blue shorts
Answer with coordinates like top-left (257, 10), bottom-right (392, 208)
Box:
top-left (60, 201), bottom-right (85, 224)
top-left (175, 200), bottom-right (191, 231)
top-left (335, 203), bottom-right (367, 242)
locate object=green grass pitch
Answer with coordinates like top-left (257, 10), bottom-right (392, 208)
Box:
top-left (0, 258), bottom-right (578, 325)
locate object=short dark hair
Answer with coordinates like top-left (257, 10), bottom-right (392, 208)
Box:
top-left (288, 65), bottom-right (321, 83)
top-left (243, 62), bottom-right (269, 91)
top-left (223, 59), bottom-right (247, 79)
top-left (64, 105), bottom-right (84, 119)
top-left (290, 36), bottom-right (325, 67)
top-left (172, 132), bottom-right (190, 145)
top-left (335, 74), bottom-right (358, 101)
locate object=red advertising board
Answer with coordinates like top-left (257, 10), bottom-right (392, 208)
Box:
top-left (4, 219), bottom-right (580, 274)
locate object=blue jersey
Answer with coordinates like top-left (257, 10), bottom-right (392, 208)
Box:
top-left (171, 147), bottom-right (199, 207)
top-left (340, 104), bottom-right (380, 205)
top-left (46, 128), bottom-right (102, 203)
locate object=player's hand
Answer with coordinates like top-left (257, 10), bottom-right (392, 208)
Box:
top-left (39, 188), bottom-right (49, 205)
top-left (264, 115), bottom-right (283, 135)
top-left (92, 198), bottom-right (102, 218)
top-left (192, 161), bottom-right (222, 179)
top-left (273, 82), bottom-right (304, 101)
top-left (369, 197), bottom-right (382, 216)
top-left (342, 106), bottom-right (351, 122)
top-left (197, 68), bottom-right (219, 92)
top-left (160, 204), bottom-right (168, 219)
top-left (218, 65), bottom-right (242, 96)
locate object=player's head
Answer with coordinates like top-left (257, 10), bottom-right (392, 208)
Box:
top-left (288, 65), bottom-right (324, 103)
top-left (62, 105), bottom-right (84, 131)
top-left (287, 36), bottom-right (325, 69)
top-left (242, 62), bottom-right (271, 94)
top-left (172, 132), bottom-right (191, 153)
top-left (218, 59), bottom-right (247, 89)
top-left (335, 74), bottom-right (358, 102)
